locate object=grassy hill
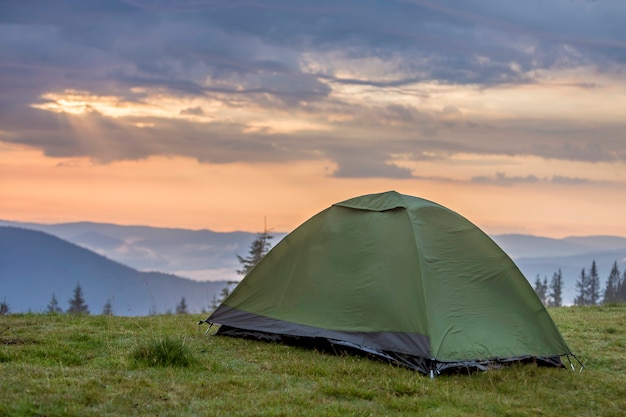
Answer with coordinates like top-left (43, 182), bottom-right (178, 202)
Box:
top-left (1, 305), bottom-right (624, 416)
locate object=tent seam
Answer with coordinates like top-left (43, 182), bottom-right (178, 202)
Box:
top-left (403, 205), bottom-right (433, 360)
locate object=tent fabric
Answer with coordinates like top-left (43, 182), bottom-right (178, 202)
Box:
top-left (206, 191), bottom-right (572, 374)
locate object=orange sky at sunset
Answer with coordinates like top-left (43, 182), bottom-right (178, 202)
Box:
top-left (2, 1), bottom-right (626, 238)
top-left (3, 144), bottom-right (626, 238)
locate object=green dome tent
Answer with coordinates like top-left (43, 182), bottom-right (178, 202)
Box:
top-left (205, 191), bottom-right (573, 375)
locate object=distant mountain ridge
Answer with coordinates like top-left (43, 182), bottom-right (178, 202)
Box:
top-left (0, 226), bottom-right (226, 315)
top-left (492, 234), bottom-right (626, 259)
top-left (490, 234), bottom-right (626, 303)
top-left (1, 220), bottom-right (625, 306)
top-left (0, 219), bottom-right (286, 283)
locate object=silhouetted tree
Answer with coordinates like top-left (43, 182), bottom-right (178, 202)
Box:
top-left (217, 226), bottom-right (274, 312)
top-left (618, 270), bottom-right (626, 302)
top-left (574, 268), bottom-right (590, 306)
top-left (210, 280), bottom-right (239, 311)
top-left (548, 269), bottom-right (563, 307)
top-left (67, 284), bottom-right (89, 315)
top-left (533, 275), bottom-right (549, 305)
top-left (102, 299), bottom-right (114, 316)
top-left (176, 297), bottom-right (188, 314)
top-left (0, 299), bottom-right (9, 315)
top-left (620, 271), bottom-right (626, 303)
top-left (236, 229), bottom-right (274, 276)
top-left (209, 293), bottom-right (219, 311)
top-left (47, 293), bottom-right (62, 314)
top-left (149, 304), bottom-right (158, 316)
top-left (588, 260), bottom-right (601, 306)
top-left (603, 261), bottom-right (621, 304)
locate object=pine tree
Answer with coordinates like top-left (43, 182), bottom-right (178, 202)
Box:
top-left (548, 269), bottom-right (563, 307)
top-left (176, 297), bottom-right (188, 314)
top-left (236, 229), bottom-right (274, 276)
top-left (603, 261), bottom-right (621, 304)
top-left (588, 260), bottom-right (601, 306)
top-left (0, 299), bottom-right (9, 315)
top-left (210, 280), bottom-right (239, 310)
top-left (102, 299), bottom-right (114, 316)
top-left (47, 293), bottom-right (62, 314)
top-left (574, 268), bottom-right (589, 306)
top-left (67, 284), bottom-right (89, 315)
top-left (618, 270), bottom-right (626, 302)
top-left (533, 275), bottom-right (548, 305)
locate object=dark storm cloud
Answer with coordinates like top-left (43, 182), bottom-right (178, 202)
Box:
top-left (1, 0), bottom-right (625, 178)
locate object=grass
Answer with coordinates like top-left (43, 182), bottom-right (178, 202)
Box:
top-left (131, 336), bottom-right (194, 368)
top-left (0, 305), bottom-right (624, 416)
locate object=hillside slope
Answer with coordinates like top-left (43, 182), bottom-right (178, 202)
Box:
top-left (0, 219), bottom-right (285, 282)
top-left (0, 227), bottom-right (226, 315)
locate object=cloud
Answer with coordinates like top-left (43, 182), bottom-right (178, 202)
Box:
top-left (1, 0), bottom-right (626, 178)
top-left (471, 172), bottom-right (595, 186)
top-left (3, 0), bottom-right (624, 100)
top-left (179, 106), bottom-right (204, 116)
top-left (472, 172), bottom-right (540, 185)
top-left (328, 147), bottom-right (414, 178)
top-left (550, 175), bottom-right (593, 185)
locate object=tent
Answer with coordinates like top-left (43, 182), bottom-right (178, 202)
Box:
top-left (205, 191), bottom-right (574, 375)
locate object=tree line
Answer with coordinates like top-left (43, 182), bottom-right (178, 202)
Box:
top-left (47, 286), bottom-right (192, 315)
top-left (44, 284), bottom-right (114, 315)
top-left (1, 228), bottom-right (273, 316)
top-left (0, 283), bottom-right (192, 316)
top-left (533, 260), bottom-right (626, 306)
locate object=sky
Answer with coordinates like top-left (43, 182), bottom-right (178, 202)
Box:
top-left (1, 0), bottom-right (626, 238)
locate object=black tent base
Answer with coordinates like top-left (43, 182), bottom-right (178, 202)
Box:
top-left (213, 325), bottom-right (566, 376)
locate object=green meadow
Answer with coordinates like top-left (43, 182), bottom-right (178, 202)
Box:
top-left (1, 305), bottom-right (624, 417)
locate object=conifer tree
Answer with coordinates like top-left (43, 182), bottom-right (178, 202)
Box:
top-left (211, 280), bottom-right (239, 310)
top-left (548, 269), bottom-right (563, 307)
top-left (574, 268), bottom-right (590, 306)
top-left (0, 299), bottom-right (9, 315)
top-left (618, 270), bottom-right (626, 302)
top-left (102, 299), bottom-right (114, 316)
top-left (588, 260), bottom-right (601, 306)
top-left (533, 275), bottom-right (548, 305)
top-left (603, 261), bottom-right (621, 304)
top-left (176, 297), bottom-right (188, 314)
top-left (236, 229), bottom-right (274, 276)
top-left (47, 293), bottom-right (62, 314)
top-left (67, 284), bottom-right (89, 315)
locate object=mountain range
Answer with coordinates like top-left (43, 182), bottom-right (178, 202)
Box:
top-left (491, 234), bottom-right (626, 303)
top-left (0, 226), bottom-right (227, 315)
top-left (1, 219), bottom-right (625, 312)
top-left (0, 219), bottom-right (275, 283)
